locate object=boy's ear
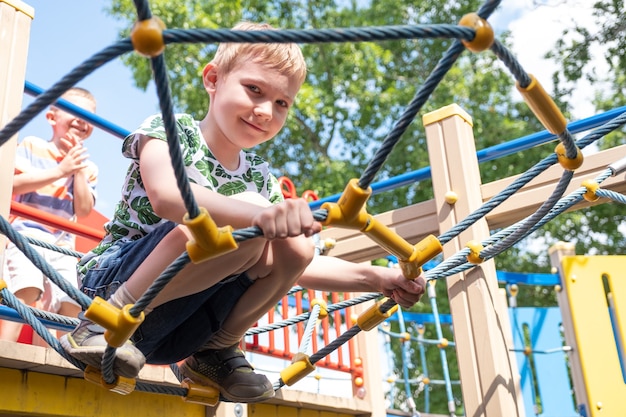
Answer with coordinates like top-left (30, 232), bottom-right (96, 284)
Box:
top-left (202, 63), bottom-right (218, 89)
top-left (45, 109), bottom-right (57, 126)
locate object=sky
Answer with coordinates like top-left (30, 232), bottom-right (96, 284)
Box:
top-left (17, 0), bottom-right (605, 220)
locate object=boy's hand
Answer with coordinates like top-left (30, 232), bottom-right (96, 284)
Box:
top-left (58, 137), bottom-right (89, 176)
top-left (378, 269), bottom-right (426, 308)
top-left (252, 198), bottom-right (321, 239)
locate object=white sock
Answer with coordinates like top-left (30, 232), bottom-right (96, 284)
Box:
top-left (107, 282), bottom-right (152, 314)
top-left (202, 327), bottom-right (242, 351)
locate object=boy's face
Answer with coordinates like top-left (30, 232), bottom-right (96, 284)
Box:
top-left (47, 94), bottom-right (96, 149)
top-left (205, 60), bottom-right (301, 150)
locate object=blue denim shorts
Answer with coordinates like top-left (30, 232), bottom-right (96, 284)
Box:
top-left (80, 221), bottom-right (253, 364)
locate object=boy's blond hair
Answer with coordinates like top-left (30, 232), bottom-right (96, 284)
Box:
top-left (212, 22), bottom-right (307, 86)
top-left (51, 87), bottom-right (97, 112)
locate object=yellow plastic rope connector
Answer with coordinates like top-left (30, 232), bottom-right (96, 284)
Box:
top-left (458, 13), bottom-right (494, 52)
top-left (280, 352), bottom-right (315, 386)
top-left (582, 179), bottom-right (600, 202)
top-left (0, 278), bottom-right (7, 291)
top-left (131, 16), bottom-right (166, 57)
top-left (84, 297), bottom-right (144, 348)
top-left (321, 179), bottom-right (372, 229)
top-left (516, 74), bottom-right (567, 135)
top-left (466, 240), bottom-right (484, 264)
top-left (555, 142), bottom-right (584, 171)
top-left (310, 299), bottom-right (329, 319)
top-left (183, 207), bottom-right (239, 264)
top-left (444, 191), bottom-right (458, 205)
top-left (84, 365), bottom-right (136, 395)
top-left (181, 379), bottom-right (220, 406)
top-left (322, 179), bottom-right (442, 278)
top-left (357, 298), bottom-right (399, 331)
top-left (396, 235), bottom-right (443, 279)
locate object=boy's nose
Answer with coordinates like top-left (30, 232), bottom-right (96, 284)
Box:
top-left (253, 101), bottom-right (273, 120)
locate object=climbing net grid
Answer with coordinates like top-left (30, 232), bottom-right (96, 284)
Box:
top-left (1, 0), bottom-right (626, 408)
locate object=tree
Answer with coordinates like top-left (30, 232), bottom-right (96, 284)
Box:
top-left (534, 0), bottom-right (626, 264)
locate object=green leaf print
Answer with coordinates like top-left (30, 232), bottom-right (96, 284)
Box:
top-left (131, 196), bottom-right (161, 225)
top-left (217, 181), bottom-right (247, 196)
top-left (115, 202), bottom-right (131, 222)
top-left (107, 223), bottom-right (130, 241)
top-left (247, 154), bottom-right (264, 167)
top-left (214, 165), bottom-right (232, 180)
top-left (194, 159), bottom-right (216, 185)
top-left (250, 170), bottom-right (265, 193)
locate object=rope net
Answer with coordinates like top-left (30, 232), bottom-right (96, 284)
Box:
top-left (1, 0), bottom-right (626, 407)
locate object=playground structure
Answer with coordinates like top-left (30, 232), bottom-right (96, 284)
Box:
top-left (1, 0), bottom-right (626, 416)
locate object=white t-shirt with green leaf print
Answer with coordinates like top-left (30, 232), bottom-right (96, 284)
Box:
top-left (78, 113), bottom-right (284, 274)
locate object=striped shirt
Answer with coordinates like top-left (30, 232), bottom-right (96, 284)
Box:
top-left (11, 135), bottom-right (98, 248)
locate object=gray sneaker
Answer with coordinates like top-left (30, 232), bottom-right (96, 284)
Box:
top-left (60, 313), bottom-right (146, 379)
top-left (179, 344), bottom-right (274, 403)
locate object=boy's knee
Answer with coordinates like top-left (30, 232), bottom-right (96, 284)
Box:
top-left (275, 235), bottom-right (315, 268)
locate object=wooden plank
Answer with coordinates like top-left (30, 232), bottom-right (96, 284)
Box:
top-left (482, 144), bottom-right (626, 230)
top-left (424, 104), bottom-right (523, 417)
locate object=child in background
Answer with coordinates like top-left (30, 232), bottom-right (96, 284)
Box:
top-left (1, 87), bottom-right (98, 343)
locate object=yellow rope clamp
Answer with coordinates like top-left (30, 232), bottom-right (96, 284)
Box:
top-left (517, 74), bottom-right (568, 136)
top-left (322, 180), bottom-right (443, 279)
top-left (84, 365), bottom-right (136, 395)
top-left (131, 16), bottom-right (166, 57)
top-left (321, 178), bottom-right (372, 229)
top-left (357, 297), bottom-right (399, 331)
top-left (397, 235), bottom-right (443, 279)
top-left (280, 352), bottom-right (315, 386)
top-left (310, 298), bottom-right (329, 319)
top-left (458, 13), bottom-right (494, 52)
top-left (582, 179), bottom-right (600, 202)
top-left (183, 207), bottom-right (239, 264)
top-left (84, 297), bottom-right (144, 348)
top-left (465, 240), bottom-right (484, 264)
top-left (181, 379), bottom-right (220, 406)
top-left (555, 142), bottom-right (584, 171)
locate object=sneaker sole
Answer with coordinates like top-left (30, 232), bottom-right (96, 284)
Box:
top-left (60, 334), bottom-right (145, 379)
top-left (178, 361), bottom-right (274, 403)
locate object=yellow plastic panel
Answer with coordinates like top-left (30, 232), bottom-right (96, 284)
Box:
top-left (562, 255), bottom-right (626, 417)
top-left (0, 367), bottom-right (205, 417)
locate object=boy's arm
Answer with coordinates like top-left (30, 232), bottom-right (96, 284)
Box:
top-left (12, 168), bottom-right (68, 195)
top-left (139, 136), bottom-right (321, 237)
top-left (139, 135), bottom-right (263, 227)
top-left (297, 255), bottom-right (426, 309)
top-left (72, 167), bottom-right (96, 217)
top-left (13, 139), bottom-right (92, 198)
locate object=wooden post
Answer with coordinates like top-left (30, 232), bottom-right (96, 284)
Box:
top-left (353, 294), bottom-right (386, 416)
top-left (0, 0), bottom-right (34, 263)
top-left (423, 104), bottom-right (525, 416)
